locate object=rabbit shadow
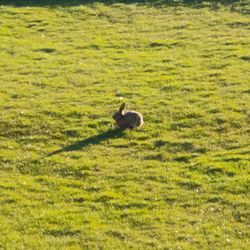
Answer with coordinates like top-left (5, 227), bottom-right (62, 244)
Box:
top-left (48, 127), bottom-right (124, 156)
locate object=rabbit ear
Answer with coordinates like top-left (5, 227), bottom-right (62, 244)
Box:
top-left (119, 103), bottom-right (125, 112)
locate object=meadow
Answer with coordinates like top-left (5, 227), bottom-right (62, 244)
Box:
top-left (0, 0), bottom-right (249, 249)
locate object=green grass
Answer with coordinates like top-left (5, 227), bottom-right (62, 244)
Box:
top-left (0, 0), bottom-right (249, 249)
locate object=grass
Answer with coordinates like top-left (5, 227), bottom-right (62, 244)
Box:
top-left (0, 0), bottom-right (249, 249)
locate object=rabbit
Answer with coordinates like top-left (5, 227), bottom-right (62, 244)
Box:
top-left (113, 103), bottom-right (144, 130)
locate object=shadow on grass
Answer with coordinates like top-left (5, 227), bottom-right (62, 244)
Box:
top-left (0, 0), bottom-right (241, 8)
top-left (48, 127), bottom-right (124, 156)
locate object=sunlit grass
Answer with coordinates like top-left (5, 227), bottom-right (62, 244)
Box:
top-left (0, 1), bottom-right (249, 249)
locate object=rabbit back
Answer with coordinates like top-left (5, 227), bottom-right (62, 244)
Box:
top-left (123, 111), bottom-right (143, 129)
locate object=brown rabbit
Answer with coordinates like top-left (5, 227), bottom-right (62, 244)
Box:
top-left (113, 103), bottom-right (144, 130)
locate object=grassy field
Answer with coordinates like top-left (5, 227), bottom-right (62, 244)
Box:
top-left (0, 0), bottom-right (249, 249)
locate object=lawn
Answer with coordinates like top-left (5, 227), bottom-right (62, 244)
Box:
top-left (0, 0), bottom-right (249, 249)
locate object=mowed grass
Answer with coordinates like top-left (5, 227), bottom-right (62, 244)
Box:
top-left (0, 1), bottom-right (249, 249)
